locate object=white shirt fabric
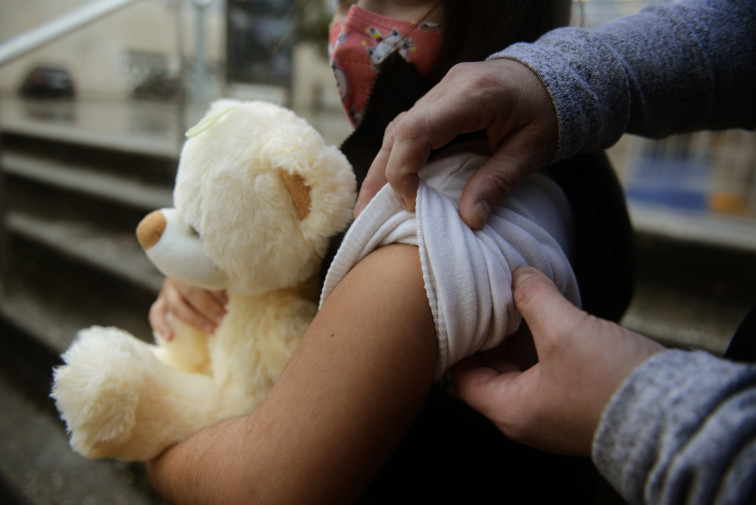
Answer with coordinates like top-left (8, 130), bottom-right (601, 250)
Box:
top-left (321, 142), bottom-right (580, 378)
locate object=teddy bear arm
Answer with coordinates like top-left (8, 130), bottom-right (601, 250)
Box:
top-left (152, 312), bottom-right (212, 375)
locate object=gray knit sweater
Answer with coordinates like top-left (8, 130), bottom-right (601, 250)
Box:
top-left (594, 350), bottom-right (756, 505)
top-left (490, 0), bottom-right (756, 503)
top-left (492, 0), bottom-right (756, 162)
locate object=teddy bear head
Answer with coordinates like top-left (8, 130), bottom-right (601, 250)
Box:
top-left (137, 99), bottom-right (356, 296)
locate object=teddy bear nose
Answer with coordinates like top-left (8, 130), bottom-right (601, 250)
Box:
top-left (136, 210), bottom-right (167, 250)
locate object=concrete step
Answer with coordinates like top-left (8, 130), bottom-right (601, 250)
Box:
top-left (1, 128), bottom-right (178, 181)
top-left (6, 210), bottom-right (162, 294)
top-left (0, 235), bottom-right (157, 354)
top-left (0, 233), bottom-right (162, 503)
top-left (0, 99), bottom-right (184, 160)
top-left (0, 121), bottom-right (177, 503)
top-left (1, 125), bottom-right (169, 293)
top-left (0, 317), bottom-right (167, 505)
top-left (3, 151), bottom-right (172, 212)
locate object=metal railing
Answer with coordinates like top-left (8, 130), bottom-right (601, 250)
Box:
top-left (0, 0), bottom-right (142, 66)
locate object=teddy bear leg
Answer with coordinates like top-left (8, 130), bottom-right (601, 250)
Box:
top-left (52, 326), bottom-right (157, 459)
top-left (52, 325), bottom-right (241, 461)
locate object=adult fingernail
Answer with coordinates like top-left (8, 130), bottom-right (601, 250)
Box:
top-left (353, 199), bottom-right (365, 217)
top-left (513, 266), bottom-right (540, 288)
top-left (474, 200), bottom-right (491, 225)
top-left (403, 196), bottom-right (415, 212)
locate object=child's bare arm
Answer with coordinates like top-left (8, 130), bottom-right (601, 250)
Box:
top-left (147, 243), bottom-right (437, 505)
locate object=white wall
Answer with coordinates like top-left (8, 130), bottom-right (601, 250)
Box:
top-left (0, 0), bottom-right (225, 99)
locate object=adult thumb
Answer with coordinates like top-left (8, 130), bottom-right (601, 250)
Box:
top-left (512, 267), bottom-right (584, 348)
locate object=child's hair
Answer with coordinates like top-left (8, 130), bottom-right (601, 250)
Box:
top-left (428, 0), bottom-right (572, 83)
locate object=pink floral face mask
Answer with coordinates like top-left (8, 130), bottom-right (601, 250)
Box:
top-left (328, 4), bottom-right (443, 127)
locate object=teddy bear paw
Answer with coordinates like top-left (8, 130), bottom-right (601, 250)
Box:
top-left (51, 326), bottom-right (152, 459)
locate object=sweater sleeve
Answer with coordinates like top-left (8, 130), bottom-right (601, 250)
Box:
top-left (489, 0), bottom-right (756, 162)
top-left (593, 349), bottom-right (756, 505)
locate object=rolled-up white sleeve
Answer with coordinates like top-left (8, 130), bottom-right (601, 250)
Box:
top-left (321, 147), bottom-right (579, 378)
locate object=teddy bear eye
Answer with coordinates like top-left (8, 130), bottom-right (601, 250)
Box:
top-left (189, 225), bottom-right (200, 238)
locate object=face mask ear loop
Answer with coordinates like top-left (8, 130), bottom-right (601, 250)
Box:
top-left (404, 0), bottom-right (445, 37)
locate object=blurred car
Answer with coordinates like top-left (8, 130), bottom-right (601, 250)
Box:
top-left (131, 73), bottom-right (179, 101)
top-left (18, 65), bottom-right (75, 99)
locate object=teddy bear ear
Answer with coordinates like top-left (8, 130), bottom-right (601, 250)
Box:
top-left (277, 168), bottom-right (312, 220)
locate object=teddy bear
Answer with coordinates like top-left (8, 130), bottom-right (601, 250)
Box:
top-left (50, 99), bottom-right (356, 461)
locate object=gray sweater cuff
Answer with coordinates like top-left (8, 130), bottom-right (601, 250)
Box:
top-left (488, 29), bottom-right (631, 163)
top-left (592, 349), bottom-right (756, 505)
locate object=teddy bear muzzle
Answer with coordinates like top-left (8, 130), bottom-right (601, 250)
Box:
top-left (137, 208), bottom-right (228, 290)
top-left (136, 210), bottom-right (167, 251)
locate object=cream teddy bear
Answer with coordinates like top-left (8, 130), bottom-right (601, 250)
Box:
top-left (51, 99), bottom-right (356, 461)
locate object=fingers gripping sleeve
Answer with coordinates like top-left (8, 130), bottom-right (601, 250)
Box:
top-left (416, 173), bottom-right (580, 376)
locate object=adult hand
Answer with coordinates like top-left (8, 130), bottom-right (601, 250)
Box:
top-left (355, 58), bottom-right (558, 229)
top-left (149, 278), bottom-right (228, 340)
top-left (451, 267), bottom-right (665, 456)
